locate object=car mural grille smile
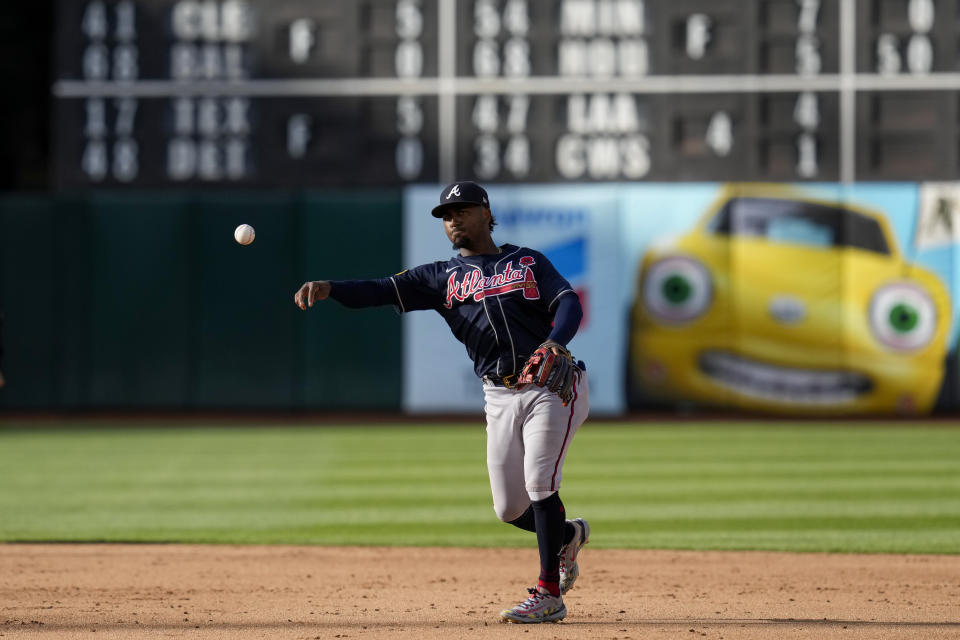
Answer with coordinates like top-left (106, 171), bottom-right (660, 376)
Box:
top-left (699, 350), bottom-right (873, 405)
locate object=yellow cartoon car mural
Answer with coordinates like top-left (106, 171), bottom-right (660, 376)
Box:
top-left (628, 184), bottom-right (952, 414)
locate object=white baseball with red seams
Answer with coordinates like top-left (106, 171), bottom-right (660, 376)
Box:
top-left (484, 370), bottom-right (589, 520)
top-left (234, 224), bottom-right (255, 245)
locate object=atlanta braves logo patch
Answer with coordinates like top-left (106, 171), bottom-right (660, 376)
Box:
top-left (444, 258), bottom-right (540, 308)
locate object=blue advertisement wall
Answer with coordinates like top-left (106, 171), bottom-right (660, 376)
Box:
top-left (404, 182), bottom-right (960, 416)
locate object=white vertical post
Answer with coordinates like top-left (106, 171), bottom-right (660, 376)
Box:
top-left (438, 0), bottom-right (457, 184)
top-left (839, 0), bottom-right (857, 183)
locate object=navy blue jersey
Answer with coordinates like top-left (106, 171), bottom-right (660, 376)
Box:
top-left (390, 244), bottom-right (577, 378)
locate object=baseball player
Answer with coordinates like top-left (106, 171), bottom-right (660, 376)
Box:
top-left (294, 181), bottom-right (590, 624)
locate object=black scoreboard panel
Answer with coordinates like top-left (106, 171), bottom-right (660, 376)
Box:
top-left (856, 91), bottom-right (959, 180)
top-left (758, 91), bottom-right (841, 180)
top-left (54, 0), bottom-right (442, 80)
top-left (52, 0), bottom-right (960, 188)
top-left (855, 0), bottom-right (960, 74)
top-left (451, 90), bottom-right (841, 182)
top-left (55, 95), bottom-right (442, 187)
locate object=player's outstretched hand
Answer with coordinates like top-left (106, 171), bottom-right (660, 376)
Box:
top-left (294, 280), bottom-right (331, 310)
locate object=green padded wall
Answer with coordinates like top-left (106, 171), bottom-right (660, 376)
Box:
top-left (0, 192), bottom-right (403, 410)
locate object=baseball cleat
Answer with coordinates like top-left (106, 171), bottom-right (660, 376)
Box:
top-left (558, 517), bottom-right (590, 594)
top-left (499, 586), bottom-right (566, 624)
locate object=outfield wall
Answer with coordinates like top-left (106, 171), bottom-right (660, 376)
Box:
top-left (0, 192), bottom-right (403, 410)
top-left (3, 184), bottom-right (960, 415)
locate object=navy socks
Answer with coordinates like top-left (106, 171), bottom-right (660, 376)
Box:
top-left (508, 504), bottom-right (577, 544)
top-left (531, 492), bottom-right (566, 596)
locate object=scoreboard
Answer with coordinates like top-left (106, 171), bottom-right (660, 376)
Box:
top-left (52, 0), bottom-right (960, 188)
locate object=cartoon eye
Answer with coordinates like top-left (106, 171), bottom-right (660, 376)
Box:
top-left (869, 283), bottom-right (937, 351)
top-left (643, 257), bottom-right (713, 323)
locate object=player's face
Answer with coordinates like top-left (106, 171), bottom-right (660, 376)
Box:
top-left (443, 205), bottom-right (490, 250)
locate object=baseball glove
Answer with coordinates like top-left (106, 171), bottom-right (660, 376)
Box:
top-left (517, 340), bottom-right (579, 405)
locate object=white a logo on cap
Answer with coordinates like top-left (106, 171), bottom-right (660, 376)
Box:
top-left (446, 185), bottom-right (461, 199)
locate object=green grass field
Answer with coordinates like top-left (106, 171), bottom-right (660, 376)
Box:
top-left (1, 420), bottom-right (958, 554)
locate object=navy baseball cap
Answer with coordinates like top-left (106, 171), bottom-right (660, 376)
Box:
top-left (431, 181), bottom-right (490, 217)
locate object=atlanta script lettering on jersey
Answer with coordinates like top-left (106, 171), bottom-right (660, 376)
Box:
top-left (445, 256), bottom-right (540, 308)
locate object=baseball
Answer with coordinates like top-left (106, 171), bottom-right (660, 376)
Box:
top-left (234, 224), bottom-right (255, 245)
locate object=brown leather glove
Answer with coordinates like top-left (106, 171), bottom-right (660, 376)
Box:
top-left (516, 340), bottom-right (578, 405)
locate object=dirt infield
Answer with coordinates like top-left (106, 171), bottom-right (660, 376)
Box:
top-left (1, 545), bottom-right (958, 640)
